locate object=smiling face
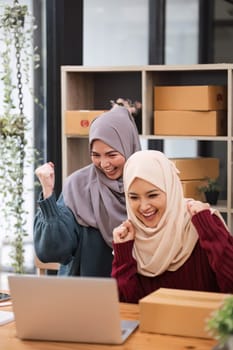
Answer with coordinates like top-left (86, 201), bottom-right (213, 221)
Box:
top-left (91, 140), bottom-right (126, 180)
top-left (128, 178), bottom-right (167, 228)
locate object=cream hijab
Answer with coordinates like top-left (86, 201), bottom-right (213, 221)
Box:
top-left (63, 106), bottom-right (141, 247)
top-left (123, 150), bottom-right (221, 277)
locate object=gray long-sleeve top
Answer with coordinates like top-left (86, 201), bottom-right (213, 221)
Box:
top-left (33, 193), bottom-right (113, 276)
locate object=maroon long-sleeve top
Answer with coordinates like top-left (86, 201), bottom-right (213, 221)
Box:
top-left (111, 210), bottom-right (233, 304)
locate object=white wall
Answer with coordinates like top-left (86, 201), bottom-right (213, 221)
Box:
top-left (166, 0), bottom-right (199, 64)
top-left (84, 0), bottom-right (149, 66)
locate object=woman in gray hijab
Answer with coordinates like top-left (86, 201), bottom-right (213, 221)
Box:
top-left (33, 106), bottom-right (141, 276)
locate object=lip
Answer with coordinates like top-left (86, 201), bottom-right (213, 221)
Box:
top-left (141, 209), bottom-right (157, 218)
top-left (139, 210), bottom-right (158, 225)
top-left (103, 167), bottom-right (117, 176)
top-left (142, 214), bottom-right (156, 222)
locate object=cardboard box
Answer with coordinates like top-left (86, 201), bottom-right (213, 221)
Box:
top-left (181, 180), bottom-right (206, 201)
top-left (154, 85), bottom-right (227, 111)
top-left (65, 110), bottom-right (105, 135)
top-left (139, 288), bottom-right (227, 339)
top-left (153, 110), bottom-right (227, 136)
top-left (170, 157), bottom-right (219, 181)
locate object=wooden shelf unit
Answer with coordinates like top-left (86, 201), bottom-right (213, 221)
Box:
top-left (61, 64), bottom-right (233, 231)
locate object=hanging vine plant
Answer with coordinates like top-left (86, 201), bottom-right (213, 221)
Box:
top-left (0, 0), bottom-right (40, 273)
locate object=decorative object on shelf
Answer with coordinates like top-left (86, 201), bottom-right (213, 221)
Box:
top-left (110, 98), bottom-right (142, 133)
top-left (207, 295), bottom-right (233, 350)
top-left (0, 0), bottom-right (41, 273)
top-left (198, 177), bottom-right (221, 205)
top-left (111, 97), bottom-right (142, 116)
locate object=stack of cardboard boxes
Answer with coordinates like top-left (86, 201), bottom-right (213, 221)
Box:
top-left (153, 85), bottom-right (226, 200)
top-left (153, 85), bottom-right (227, 136)
top-left (170, 157), bottom-right (219, 201)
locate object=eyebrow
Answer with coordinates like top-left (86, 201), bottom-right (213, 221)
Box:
top-left (128, 189), bottom-right (159, 195)
top-left (91, 150), bottom-right (117, 155)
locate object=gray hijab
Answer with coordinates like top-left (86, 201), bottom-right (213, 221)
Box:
top-left (62, 106), bottom-right (141, 247)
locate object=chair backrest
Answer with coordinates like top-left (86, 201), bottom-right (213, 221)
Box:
top-left (34, 255), bottom-right (60, 275)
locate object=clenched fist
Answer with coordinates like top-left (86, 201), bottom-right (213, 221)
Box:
top-left (113, 220), bottom-right (135, 243)
top-left (35, 162), bottom-right (55, 199)
top-left (187, 200), bottom-right (210, 217)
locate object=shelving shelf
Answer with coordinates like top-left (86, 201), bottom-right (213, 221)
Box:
top-left (61, 64), bottom-right (233, 231)
top-left (141, 135), bottom-right (229, 141)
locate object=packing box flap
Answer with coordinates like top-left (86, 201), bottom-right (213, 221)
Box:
top-left (139, 288), bottom-right (227, 339)
top-left (141, 288), bottom-right (226, 306)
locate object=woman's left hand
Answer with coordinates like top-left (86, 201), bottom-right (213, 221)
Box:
top-left (113, 220), bottom-right (135, 243)
top-left (187, 200), bottom-right (210, 217)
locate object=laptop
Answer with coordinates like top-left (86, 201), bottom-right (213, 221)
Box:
top-left (8, 274), bottom-right (139, 344)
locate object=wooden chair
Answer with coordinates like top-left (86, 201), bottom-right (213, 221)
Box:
top-left (34, 255), bottom-right (60, 276)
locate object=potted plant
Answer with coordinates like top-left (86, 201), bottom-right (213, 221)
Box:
top-left (198, 177), bottom-right (221, 205)
top-left (207, 295), bottom-right (233, 350)
top-left (0, 1), bottom-right (40, 273)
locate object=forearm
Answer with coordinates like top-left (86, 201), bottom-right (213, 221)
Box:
top-left (192, 210), bottom-right (233, 292)
top-left (33, 192), bottom-right (78, 264)
top-left (111, 240), bottom-right (146, 303)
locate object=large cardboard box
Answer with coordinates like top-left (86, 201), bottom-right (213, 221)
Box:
top-left (170, 157), bottom-right (219, 181)
top-left (153, 110), bottom-right (227, 136)
top-left (181, 180), bottom-right (206, 201)
top-left (139, 288), bottom-right (227, 338)
top-left (154, 85), bottom-right (227, 111)
top-left (65, 110), bottom-right (105, 135)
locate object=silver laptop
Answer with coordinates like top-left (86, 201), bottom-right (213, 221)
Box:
top-left (8, 275), bottom-right (139, 344)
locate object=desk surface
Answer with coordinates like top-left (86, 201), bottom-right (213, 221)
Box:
top-left (0, 302), bottom-right (217, 350)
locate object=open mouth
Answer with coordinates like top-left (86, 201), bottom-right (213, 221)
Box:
top-left (141, 210), bottom-right (157, 221)
top-left (103, 167), bottom-right (117, 176)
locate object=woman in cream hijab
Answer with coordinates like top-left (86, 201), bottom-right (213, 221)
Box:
top-left (111, 150), bottom-right (233, 303)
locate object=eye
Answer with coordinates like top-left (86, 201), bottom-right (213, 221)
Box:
top-left (90, 152), bottom-right (100, 158)
top-left (148, 193), bottom-right (159, 198)
top-left (109, 152), bottom-right (119, 158)
top-left (128, 194), bottom-right (138, 201)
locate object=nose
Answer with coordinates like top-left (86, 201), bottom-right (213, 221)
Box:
top-left (100, 157), bottom-right (111, 168)
top-left (139, 198), bottom-right (151, 211)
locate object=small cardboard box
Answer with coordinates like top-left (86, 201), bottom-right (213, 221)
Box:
top-left (65, 110), bottom-right (105, 135)
top-left (154, 85), bottom-right (227, 111)
top-left (170, 157), bottom-right (219, 181)
top-left (181, 180), bottom-right (206, 201)
top-left (139, 288), bottom-right (227, 339)
top-left (153, 110), bottom-right (227, 136)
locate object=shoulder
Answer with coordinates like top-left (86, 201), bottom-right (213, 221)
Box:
top-left (64, 164), bottom-right (94, 187)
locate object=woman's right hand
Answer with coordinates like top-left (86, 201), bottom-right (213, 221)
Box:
top-left (187, 200), bottom-right (210, 217)
top-left (35, 162), bottom-right (55, 199)
top-left (113, 220), bottom-right (135, 243)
